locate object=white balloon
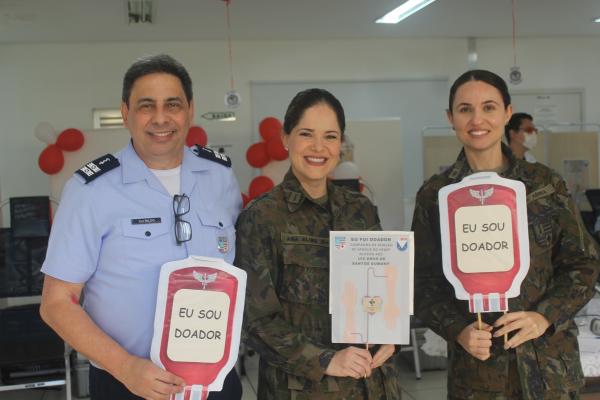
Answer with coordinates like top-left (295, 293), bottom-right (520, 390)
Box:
top-left (34, 122), bottom-right (58, 144)
top-left (331, 161), bottom-right (360, 180)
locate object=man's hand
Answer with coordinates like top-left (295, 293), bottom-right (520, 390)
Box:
top-left (118, 356), bottom-right (185, 400)
top-left (456, 321), bottom-right (493, 361)
top-left (324, 346), bottom-right (373, 379)
top-left (493, 311), bottom-right (550, 350)
top-left (371, 344), bottom-right (395, 368)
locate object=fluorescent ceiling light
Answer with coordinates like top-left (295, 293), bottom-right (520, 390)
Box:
top-left (594, 16), bottom-right (600, 23)
top-left (376, 0), bottom-right (438, 24)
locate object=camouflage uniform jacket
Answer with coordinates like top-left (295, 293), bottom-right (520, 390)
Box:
top-left (235, 170), bottom-right (403, 400)
top-left (412, 144), bottom-right (600, 399)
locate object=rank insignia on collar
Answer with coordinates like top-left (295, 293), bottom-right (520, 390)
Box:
top-left (217, 236), bottom-right (229, 253)
top-left (191, 144), bottom-right (232, 168)
top-left (75, 154), bottom-right (120, 183)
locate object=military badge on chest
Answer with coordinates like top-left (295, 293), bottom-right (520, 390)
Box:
top-left (217, 236), bottom-right (229, 253)
top-left (532, 220), bottom-right (553, 247)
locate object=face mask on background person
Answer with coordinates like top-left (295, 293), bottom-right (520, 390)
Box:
top-left (523, 132), bottom-right (538, 150)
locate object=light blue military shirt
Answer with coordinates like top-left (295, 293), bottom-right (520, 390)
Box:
top-left (42, 142), bottom-right (242, 359)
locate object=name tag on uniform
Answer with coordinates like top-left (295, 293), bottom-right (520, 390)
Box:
top-left (131, 217), bottom-right (162, 225)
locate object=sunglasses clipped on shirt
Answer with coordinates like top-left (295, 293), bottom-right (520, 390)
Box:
top-left (173, 194), bottom-right (192, 245)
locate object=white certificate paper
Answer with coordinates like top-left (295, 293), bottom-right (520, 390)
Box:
top-left (330, 231), bottom-right (414, 345)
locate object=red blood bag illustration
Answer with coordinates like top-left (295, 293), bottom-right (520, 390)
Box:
top-left (438, 172), bottom-right (530, 313)
top-left (151, 256), bottom-right (246, 400)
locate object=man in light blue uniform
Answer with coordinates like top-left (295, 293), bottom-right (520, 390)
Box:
top-left (40, 54), bottom-right (242, 400)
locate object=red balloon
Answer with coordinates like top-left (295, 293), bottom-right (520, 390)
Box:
top-left (246, 142), bottom-right (270, 168)
top-left (267, 137), bottom-right (288, 161)
top-left (249, 176), bottom-right (274, 199)
top-left (186, 126), bottom-right (208, 147)
top-left (38, 144), bottom-right (64, 175)
top-left (56, 128), bottom-right (85, 151)
top-left (241, 193), bottom-right (250, 208)
top-left (259, 117), bottom-right (282, 142)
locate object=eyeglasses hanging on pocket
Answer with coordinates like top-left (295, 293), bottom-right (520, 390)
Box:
top-left (173, 194), bottom-right (192, 245)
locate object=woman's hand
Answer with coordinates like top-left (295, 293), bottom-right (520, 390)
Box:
top-left (493, 311), bottom-right (550, 349)
top-left (456, 321), bottom-right (493, 361)
top-left (324, 346), bottom-right (373, 379)
top-left (371, 344), bottom-right (395, 368)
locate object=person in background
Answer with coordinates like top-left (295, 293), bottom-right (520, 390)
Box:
top-left (40, 54), bottom-right (242, 400)
top-left (235, 88), bottom-right (402, 399)
top-left (505, 112), bottom-right (538, 163)
top-left (412, 69), bottom-right (600, 399)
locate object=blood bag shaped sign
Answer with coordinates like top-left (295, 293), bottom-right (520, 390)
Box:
top-left (438, 172), bottom-right (530, 313)
top-left (151, 256), bottom-right (246, 400)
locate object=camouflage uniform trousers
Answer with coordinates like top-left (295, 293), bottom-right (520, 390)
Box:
top-left (448, 353), bottom-right (580, 400)
top-left (278, 365), bottom-right (392, 400)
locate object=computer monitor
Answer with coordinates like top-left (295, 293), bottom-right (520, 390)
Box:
top-left (9, 196), bottom-right (51, 238)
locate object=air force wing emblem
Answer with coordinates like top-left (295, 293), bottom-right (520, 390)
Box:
top-left (469, 187), bottom-right (494, 205)
top-left (192, 271), bottom-right (218, 289)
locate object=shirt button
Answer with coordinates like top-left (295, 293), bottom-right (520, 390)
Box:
top-left (218, 222), bottom-right (223, 227)
top-left (145, 231), bottom-right (151, 237)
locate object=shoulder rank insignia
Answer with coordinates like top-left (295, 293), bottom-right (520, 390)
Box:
top-left (75, 154), bottom-right (120, 184)
top-left (190, 144), bottom-right (232, 168)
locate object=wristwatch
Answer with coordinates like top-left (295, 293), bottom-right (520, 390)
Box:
top-left (319, 350), bottom-right (335, 369)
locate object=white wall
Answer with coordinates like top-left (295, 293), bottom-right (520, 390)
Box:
top-left (476, 37), bottom-right (600, 124)
top-left (1, 36), bottom-right (600, 224)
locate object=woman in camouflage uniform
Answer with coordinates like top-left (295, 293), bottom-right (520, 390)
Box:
top-left (412, 70), bottom-right (600, 399)
top-left (235, 88), bottom-right (403, 399)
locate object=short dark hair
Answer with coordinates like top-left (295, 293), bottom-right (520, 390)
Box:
top-left (448, 69), bottom-right (511, 113)
top-left (122, 54), bottom-right (193, 106)
top-left (505, 112), bottom-right (533, 143)
top-left (283, 88), bottom-right (346, 137)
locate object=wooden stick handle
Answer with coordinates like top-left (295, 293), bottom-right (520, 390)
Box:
top-left (364, 342), bottom-right (369, 378)
top-left (503, 311), bottom-right (508, 344)
top-left (477, 312), bottom-right (482, 331)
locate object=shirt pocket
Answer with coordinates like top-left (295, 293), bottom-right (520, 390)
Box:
top-left (121, 216), bottom-right (171, 240)
top-left (279, 234), bottom-right (329, 306)
top-left (195, 209), bottom-right (236, 257)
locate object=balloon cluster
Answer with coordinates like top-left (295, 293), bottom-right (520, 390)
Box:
top-left (185, 125), bottom-right (208, 147)
top-left (35, 122), bottom-right (85, 175)
top-left (36, 122), bottom-right (209, 176)
top-left (242, 117), bottom-right (288, 206)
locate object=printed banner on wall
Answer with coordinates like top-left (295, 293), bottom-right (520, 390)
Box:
top-left (151, 256), bottom-right (246, 400)
top-left (438, 172), bottom-right (530, 313)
